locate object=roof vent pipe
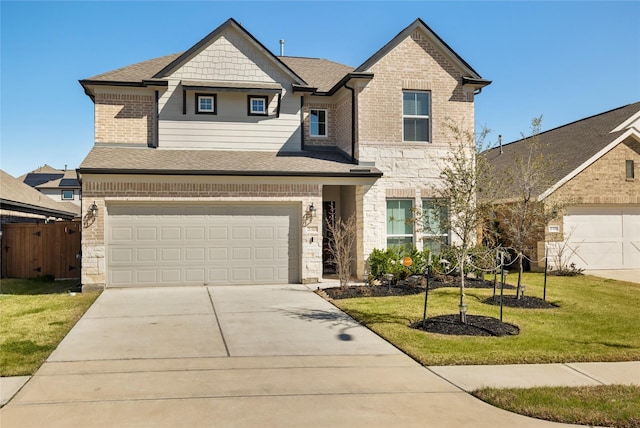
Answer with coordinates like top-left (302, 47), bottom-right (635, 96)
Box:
top-left (279, 39), bottom-right (285, 56)
top-left (498, 135), bottom-right (503, 154)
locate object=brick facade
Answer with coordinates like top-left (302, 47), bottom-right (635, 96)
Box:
top-left (95, 91), bottom-right (155, 146)
top-left (352, 31), bottom-right (476, 277)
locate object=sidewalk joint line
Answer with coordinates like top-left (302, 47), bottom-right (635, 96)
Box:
top-left (563, 363), bottom-right (606, 385)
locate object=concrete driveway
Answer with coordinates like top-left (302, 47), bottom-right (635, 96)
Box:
top-left (0, 284), bottom-right (575, 427)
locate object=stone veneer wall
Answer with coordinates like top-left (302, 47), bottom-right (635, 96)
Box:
top-left (81, 179), bottom-right (322, 289)
top-left (95, 92), bottom-right (155, 145)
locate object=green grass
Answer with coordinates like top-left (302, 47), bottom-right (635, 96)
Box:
top-left (334, 273), bottom-right (640, 366)
top-left (473, 385), bottom-right (640, 428)
top-left (0, 278), bottom-right (100, 376)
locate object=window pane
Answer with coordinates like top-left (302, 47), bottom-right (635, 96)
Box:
top-left (423, 199), bottom-right (448, 238)
top-left (627, 160), bottom-right (635, 179)
top-left (403, 92), bottom-right (416, 115)
top-left (200, 98), bottom-right (212, 111)
top-left (387, 237), bottom-right (413, 251)
top-left (416, 118), bottom-right (429, 141)
top-left (310, 109), bottom-right (326, 136)
top-left (415, 92), bottom-right (430, 116)
top-left (386, 200), bottom-right (413, 235)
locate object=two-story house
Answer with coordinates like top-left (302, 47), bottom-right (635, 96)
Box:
top-left (78, 18), bottom-right (490, 289)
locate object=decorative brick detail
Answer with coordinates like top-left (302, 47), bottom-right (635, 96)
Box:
top-left (83, 182), bottom-right (321, 198)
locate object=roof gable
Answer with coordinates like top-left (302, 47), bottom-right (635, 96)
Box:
top-left (354, 18), bottom-right (489, 86)
top-left (153, 18), bottom-right (305, 85)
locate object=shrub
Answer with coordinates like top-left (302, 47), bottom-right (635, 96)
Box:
top-left (367, 245), bottom-right (442, 282)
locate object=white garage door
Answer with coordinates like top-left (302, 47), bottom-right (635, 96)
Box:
top-left (106, 204), bottom-right (300, 286)
top-left (563, 205), bottom-right (640, 269)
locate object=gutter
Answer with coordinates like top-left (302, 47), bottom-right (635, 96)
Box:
top-left (0, 199), bottom-right (76, 220)
top-left (77, 168), bottom-right (383, 179)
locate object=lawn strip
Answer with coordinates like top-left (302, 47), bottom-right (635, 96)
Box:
top-left (472, 385), bottom-right (640, 428)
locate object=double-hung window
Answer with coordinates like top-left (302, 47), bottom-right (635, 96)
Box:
top-left (310, 109), bottom-right (327, 137)
top-left (61, 190), bottom-right (74, 200)
top-left (386, 199), bottom-right (413, 249)
top-left (248, 95), bottom-right (268, 116)
top-left (422, 198), bottom-right (449, 253)
top-left (403, 91), bottom-right (430, 142)
top-left (196, 94), bottom-right (217, 114)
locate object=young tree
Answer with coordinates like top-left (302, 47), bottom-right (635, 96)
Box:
top-left (496, 117), bottom-right (563, 298)
top-left (326, 207), bottom-right (357, 288)
top-left (433, 118), bottom-right (498, 324)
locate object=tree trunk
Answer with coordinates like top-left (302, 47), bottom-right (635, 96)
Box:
top-left (516, 253), bottom-right (524, 300)
top-left (459, 255), bottom-right (467, 324)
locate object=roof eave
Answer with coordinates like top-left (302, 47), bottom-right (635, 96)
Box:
top-left (0, 199), bottom-right (77, 220)
top-left (77, 167), bottom-right (383, 179)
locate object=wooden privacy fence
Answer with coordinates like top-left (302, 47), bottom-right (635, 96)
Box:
top-left (1, 221), bottom-right (81, 279)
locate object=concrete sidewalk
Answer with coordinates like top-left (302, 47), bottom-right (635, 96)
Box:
top-left (0, 284), bottom-right (632, 427)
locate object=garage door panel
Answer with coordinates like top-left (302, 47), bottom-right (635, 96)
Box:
top-left (107, 204), bottom-right (300, 286)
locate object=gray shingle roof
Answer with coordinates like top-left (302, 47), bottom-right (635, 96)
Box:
top-left (79, 147), bottom-right (381, 177)
top-left (84, 53), bottom-right (183, 83)
top-left (279, 57), bottom-right (353, 93)
top-left (483, 102), bottom-right (640, 199)
top-left (82, 53), bottom-right (353, 94)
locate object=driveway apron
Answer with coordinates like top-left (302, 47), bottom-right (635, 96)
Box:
top-left (0, 284), bottom-right (575, 427)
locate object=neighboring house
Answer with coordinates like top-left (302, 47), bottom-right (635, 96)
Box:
top-left (77, 18), bottom-right (490, 289)
top-left (20, 165), bottom-right (82, 207)
top-left (0, 170), bottom-right (79, 223)
top-left (485, 102), bottom-right (640, 271)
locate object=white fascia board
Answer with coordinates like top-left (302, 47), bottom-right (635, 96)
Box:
top-left (611, 109), bottom-right (640, 133)
top-left (538, 128), bottom-right (640, 201)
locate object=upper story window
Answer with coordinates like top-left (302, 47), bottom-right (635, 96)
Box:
top-left (248, 96), bottom-right (268, 116)
top-left (196, 94), bottom-right (217, 114)
top-left (310, 109), bottom-right (327, 137)
top-left (61, 190), bottom-right (74, 200)
top-left (403, 91), bottom-right (430, 142)
top-left (626, 160), bottom-right (635, 180)
top-left (386, 199), bottom-right (413, 250)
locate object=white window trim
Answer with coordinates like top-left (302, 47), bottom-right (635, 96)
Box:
top-left (61, 190), bottom-right (75, 200)
top-left (248, 96), bottom-right (268, 116)
top-left (196, 94), bottom-right (216, 114)
top-left (309, 109), bottom-right (328, 137)
top-left (402, 90), bottom-right (431, 143)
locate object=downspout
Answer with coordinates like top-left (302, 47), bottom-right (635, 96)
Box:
top-left (153, 90), bottom-right (159, 148)
top-left (343, 81), bottom-right (357, 164)
top-left (300, 95), bottom-right (305, 151)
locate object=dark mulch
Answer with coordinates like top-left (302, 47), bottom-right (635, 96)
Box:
top-left (483, 295), bottom-right (558, 309)
top-left (320, 276), bottom-right (515, 300)
top-left (411, 314), bottom-right (520, 337)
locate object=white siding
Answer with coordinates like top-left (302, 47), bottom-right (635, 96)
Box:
top-left (159, 91), bottom-right (302, 151)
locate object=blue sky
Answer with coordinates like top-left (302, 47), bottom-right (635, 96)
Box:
top-left (1, 1), bottom-right (639, 177)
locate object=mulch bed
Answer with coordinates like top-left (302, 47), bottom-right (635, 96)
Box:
top-left (483, 295), bottom-right (558, 309)
top-left (410, 314), bottom-right (520, 337)
top-left (320, 276), bottom-right (515, 300)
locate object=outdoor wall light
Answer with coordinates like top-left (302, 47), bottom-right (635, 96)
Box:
top-left (308, 203), bottom-right (317, 218)
top-left (89, 202), bottom-right (99, 217)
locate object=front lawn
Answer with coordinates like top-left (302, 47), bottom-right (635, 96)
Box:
top-left (0, 278), bottom-right (100, 376)
top-left (473, 385), bottom-right (640, 428)
top-left (333, 273), bottom-right (640, 366)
